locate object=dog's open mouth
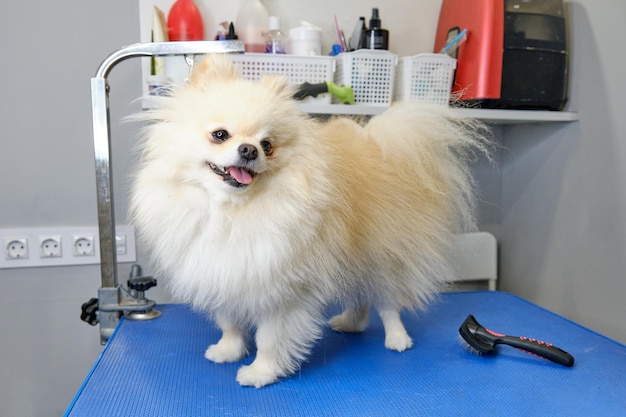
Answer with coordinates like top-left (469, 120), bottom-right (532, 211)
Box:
top-left (207, 162), bottom-right (256, 188)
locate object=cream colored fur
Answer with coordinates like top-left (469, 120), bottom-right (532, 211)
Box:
top-left (129, 54), bottom-right (488, 387)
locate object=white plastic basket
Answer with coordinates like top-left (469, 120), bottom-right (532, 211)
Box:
top-left (334, 50), bottom-right (397, 105)
top-left (229, 53), bottom-right (335, 103)
top-left (394, 53), bottom-right (456, 106)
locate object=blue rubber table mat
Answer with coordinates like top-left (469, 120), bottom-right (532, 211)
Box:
top-left (66, 291), bottom-right (626, 416)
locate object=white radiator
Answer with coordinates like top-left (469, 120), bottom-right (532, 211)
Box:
top-left (450, 232), bottom-right (498, 290)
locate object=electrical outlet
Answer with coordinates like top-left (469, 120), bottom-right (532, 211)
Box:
top-left (73, 235), bottom-right (95, 256)
top-left (0, 225), bottom-right (136, 269)
top-left (40, 235), bottom-right (62, 258)
top-left (116, 234), bottom-right (127, 255)
top-left (5, 237), bottom-right (29, 260)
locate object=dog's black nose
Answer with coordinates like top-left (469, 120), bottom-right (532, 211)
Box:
top-left (238, 144), bottom-right (258, 161)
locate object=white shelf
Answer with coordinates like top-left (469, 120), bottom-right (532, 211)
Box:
top-left (300, 103), bottom-right (579, 124)
top-left (143, 99), bottom-right (578, 125)
top-left (300, 103), bottom-right (388, 116)
top-left (450, 108), bottom-right (579, 124)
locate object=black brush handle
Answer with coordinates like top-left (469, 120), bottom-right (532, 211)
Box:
top-left (498, 335), bottom-right (575, 367)
top-left (293, 82), bottom-right (328, 100)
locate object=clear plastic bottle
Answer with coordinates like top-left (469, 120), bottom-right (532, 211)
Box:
top-left (235, 0), bottom-right (269, 53)
top-left (265, 16), bottom-right (286, 54)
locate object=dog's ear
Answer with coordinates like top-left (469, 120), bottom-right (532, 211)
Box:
top-left (190, 54), bottom-right (239, 88)
top-left (259, 74), bottom-right (293, 98)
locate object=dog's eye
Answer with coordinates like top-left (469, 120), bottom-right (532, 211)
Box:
top-left (260, 140), bottom-right (273, 156)
top-left (211, 129), bottom-right (230, 142)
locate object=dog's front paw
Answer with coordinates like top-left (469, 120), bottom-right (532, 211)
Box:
top-left (384, 331), bottom-right (413, 352)
top-left (236, 363), bottom-right (279, 388)
top-left (204, 344), bottom-right (245, 363)
top-left (204, 333), bottom-right (247, 363)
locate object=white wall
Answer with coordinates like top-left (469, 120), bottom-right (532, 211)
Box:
top-left (0, 1), bottom-right (146, 416)
top-left (497, 0), bottom-right (626, 343)
top-left (0, 1), bottom-right (624, 416)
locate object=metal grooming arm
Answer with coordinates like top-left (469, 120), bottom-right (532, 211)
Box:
top-left (86, 41), bottom-right (245, 344)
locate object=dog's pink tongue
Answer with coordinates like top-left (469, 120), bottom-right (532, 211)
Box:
top-left (227, 167), bottom-right (253, 184)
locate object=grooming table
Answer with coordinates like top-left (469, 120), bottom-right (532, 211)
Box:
top-left (65, 291), bottom-right (626, 416)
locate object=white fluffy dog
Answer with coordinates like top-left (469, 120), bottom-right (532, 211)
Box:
top-left (129, 55), bottom-right (488, 387)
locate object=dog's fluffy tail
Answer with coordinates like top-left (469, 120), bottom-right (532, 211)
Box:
top-left (365, 103), bottom-right (491, 233)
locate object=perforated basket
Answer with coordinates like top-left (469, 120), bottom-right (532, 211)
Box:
top-left (229, 53), bottom-right (335, 103)
top-left (394, 53), bottom-right (456, 106)
top-left (334, 50), bottom-right (397, 105)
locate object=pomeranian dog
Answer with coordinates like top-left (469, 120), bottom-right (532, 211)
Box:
top-left (129, 54), bottom-right (487, 388)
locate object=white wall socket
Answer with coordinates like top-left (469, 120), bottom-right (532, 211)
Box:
top-left (0, 225), bottom-right (136, 269)
top-left (39, 235), bottom-right (62, 258)
top-left (5, 237), bottom-right (29, 259)
top-left (73, 235), bottom-right (95, 256)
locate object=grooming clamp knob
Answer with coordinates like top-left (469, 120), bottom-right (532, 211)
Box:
top-left (125, 274), bottom-right (162, 321)
top-left (80, 297), bottom-right (100, 326)
top-left (128, 276), bottom-right (157, 292)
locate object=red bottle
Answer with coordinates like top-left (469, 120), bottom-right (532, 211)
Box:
top-left (167, 0), bottom-right (204, 41)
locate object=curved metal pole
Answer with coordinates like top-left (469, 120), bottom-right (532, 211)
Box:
top-left (94, 40), bottom-right (245, 78)
top-left (90, 41), bottom-right (244, 342)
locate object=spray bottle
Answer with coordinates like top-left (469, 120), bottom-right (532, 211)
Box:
top-left (360, 8), bottom-right (389, 50)
top-left (167, 0), bottom-right (204, 41)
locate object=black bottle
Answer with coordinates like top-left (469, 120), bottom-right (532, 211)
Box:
top-left (360, 8), bottom-right (389, 50)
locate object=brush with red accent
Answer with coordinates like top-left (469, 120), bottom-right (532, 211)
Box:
top-left (459, 314), bottom-right (575, 367)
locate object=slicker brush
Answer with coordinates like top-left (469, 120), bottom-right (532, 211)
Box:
top-left (459, 314), bottom-right (575, 367)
